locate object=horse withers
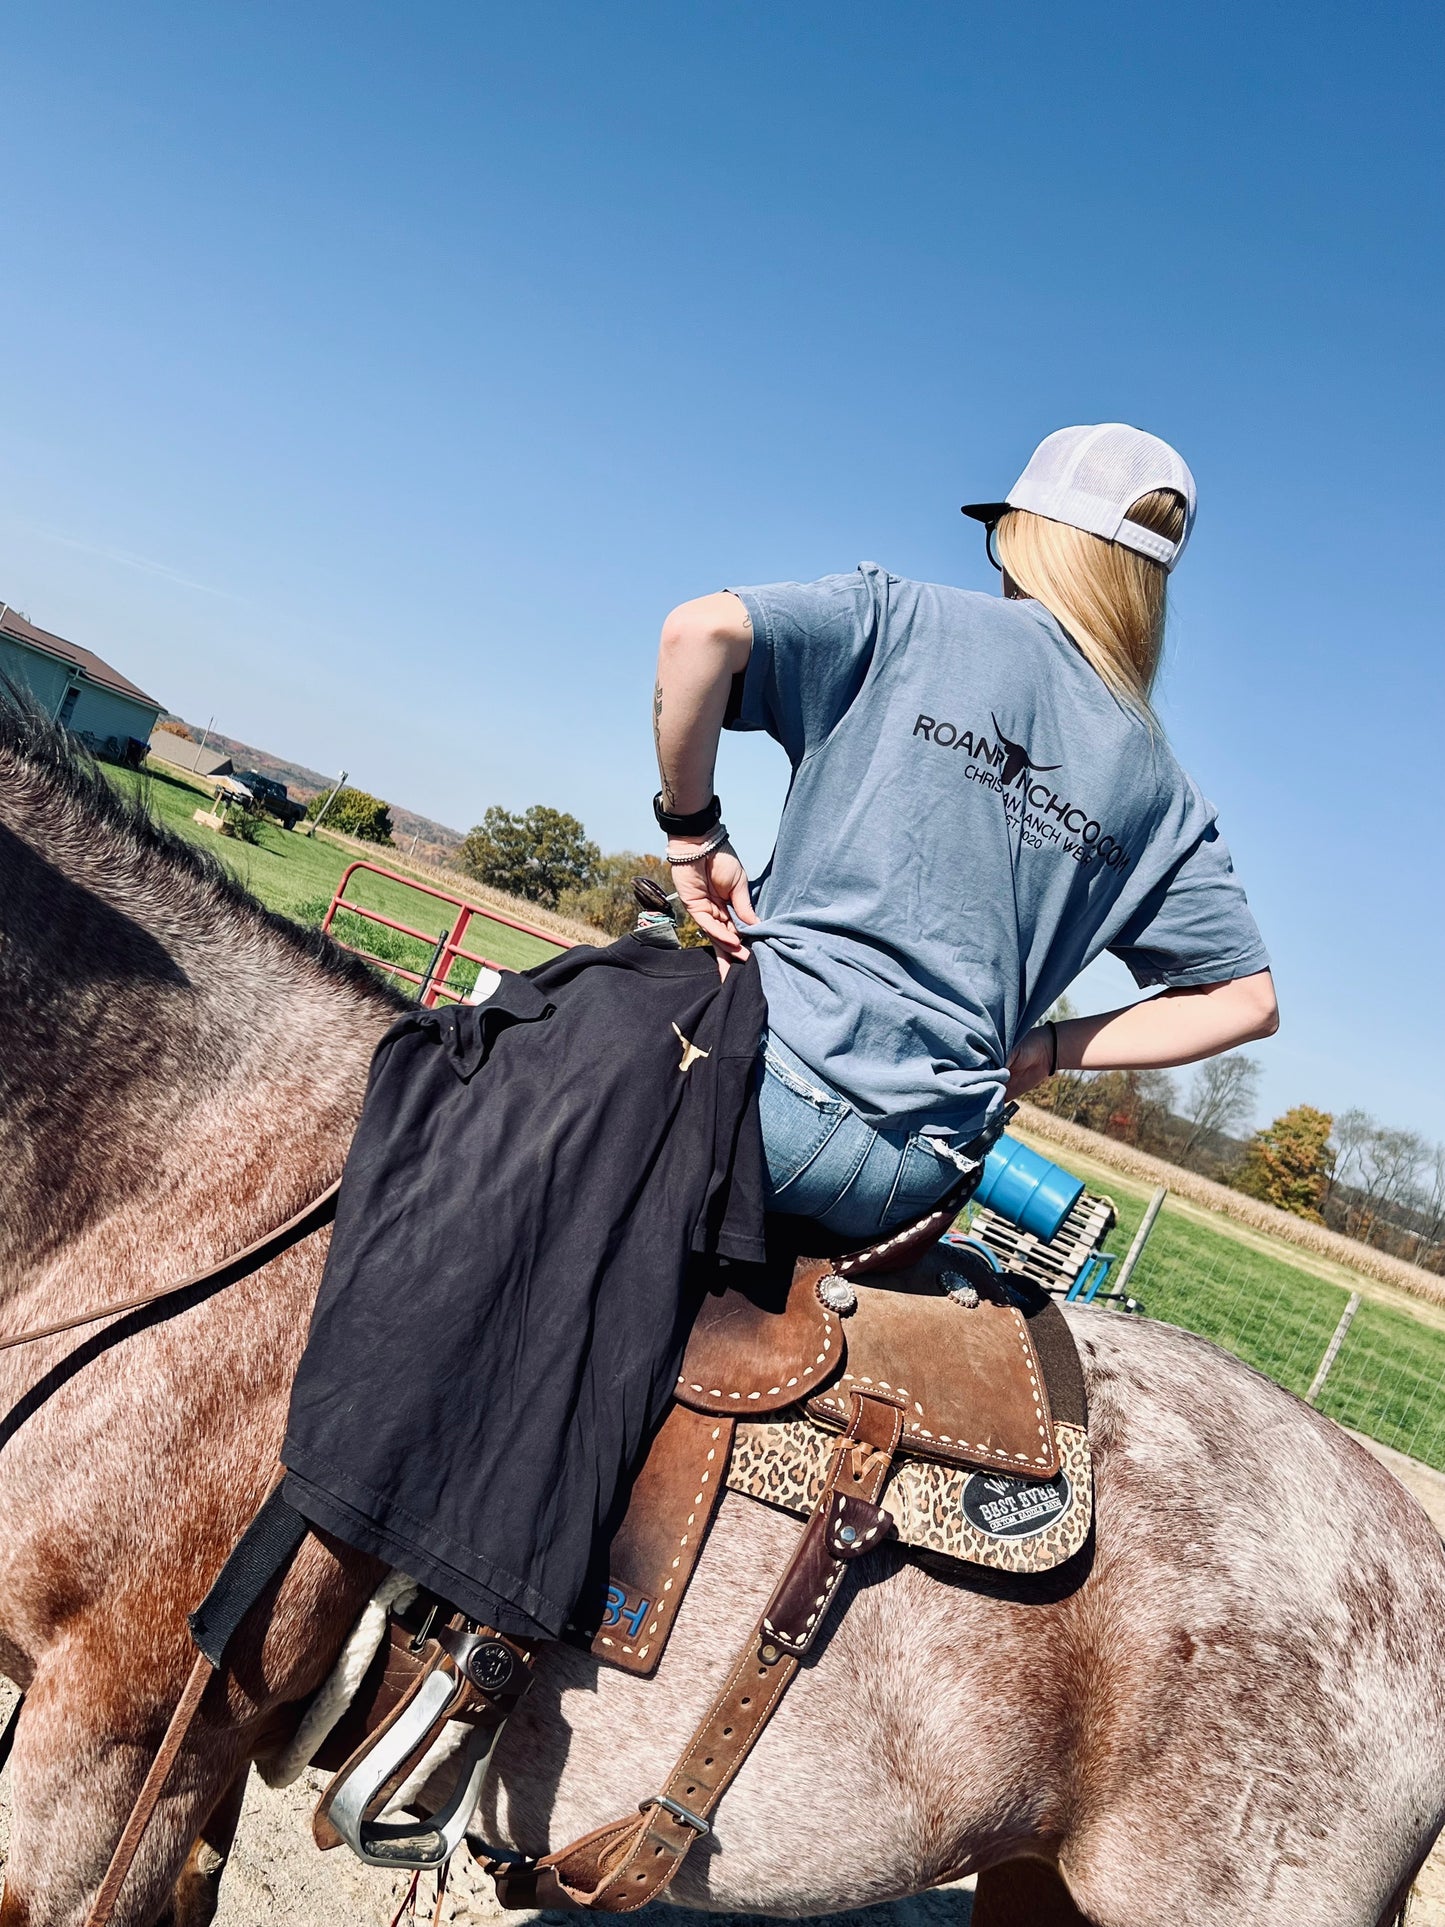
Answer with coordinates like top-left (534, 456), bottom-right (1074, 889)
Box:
top-left (1, 698), bottom-right (1443, 1927)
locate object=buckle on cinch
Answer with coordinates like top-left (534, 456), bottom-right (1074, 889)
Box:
top-left (641, 1793), bottom-right (712, 1837)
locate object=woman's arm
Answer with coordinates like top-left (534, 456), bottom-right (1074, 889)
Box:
top-left (1006, 970), bottom-right (1279, 1100)
top-left (654, 592), bottom-right (752, 814)
top-left (654, 592), bottom-right (757, 959)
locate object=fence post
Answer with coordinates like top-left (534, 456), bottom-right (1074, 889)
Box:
top-left (306, 769), bottom-right (349, 837)
top-left (415, 932), bottom-right (450, 1006)
top-left (1306, 1291), bottom-right (1362, 1406)
top-left (1114, 1187), bottom-right (1167, 1295)
top-left (423, 905), bottom-right (469, 1007)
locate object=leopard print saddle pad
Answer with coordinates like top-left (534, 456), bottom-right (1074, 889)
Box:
top-left (726, 1412), bottom-right (1091, 1576)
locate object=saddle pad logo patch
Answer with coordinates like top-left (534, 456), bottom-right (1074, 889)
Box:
top-left (962, 1469), bottom-right (1072, 1540)
top-left (600, 1582), bottom-right (650, 1641)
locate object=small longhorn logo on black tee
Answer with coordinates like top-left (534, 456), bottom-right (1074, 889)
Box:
top-left (672, 1023), bottom-right (711, 1073)
top-left (990, 714), bottom-right (1062, 789)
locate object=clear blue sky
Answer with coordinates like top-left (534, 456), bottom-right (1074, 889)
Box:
top-left (1, 2), bottom-right (1441, 1139)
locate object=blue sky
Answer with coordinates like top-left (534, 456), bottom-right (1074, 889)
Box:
top-left (1, 2), bottom-right (1441, 1139)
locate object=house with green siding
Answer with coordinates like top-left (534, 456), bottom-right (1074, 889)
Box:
top-left (0, 600), bottom-right (164, 757)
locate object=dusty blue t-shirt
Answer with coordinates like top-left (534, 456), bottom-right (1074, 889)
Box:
top-left (727, 565), bottom-right (1270, 1136)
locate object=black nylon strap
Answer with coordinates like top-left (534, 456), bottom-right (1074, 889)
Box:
top-left (0, 1690), bottom-right (23, 1777)
top-left (188, 1485), bottom-right (310, 1667)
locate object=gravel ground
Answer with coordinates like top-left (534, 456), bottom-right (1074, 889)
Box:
top-left (5, 1439), bottom-right (1444, 1924)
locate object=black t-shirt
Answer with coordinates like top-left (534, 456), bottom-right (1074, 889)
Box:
top-left (282, 938), bottom-right (766, 1638)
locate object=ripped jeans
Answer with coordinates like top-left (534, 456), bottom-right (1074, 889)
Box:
top-left (758, 1032), bottom-right (983, 1242)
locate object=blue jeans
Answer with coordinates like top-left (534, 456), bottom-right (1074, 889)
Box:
top-left (758, 1033), bottom-right (974, 1242)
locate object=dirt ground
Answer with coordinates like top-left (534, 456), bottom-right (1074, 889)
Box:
top-left (211, 1776), bottom-right (980, 1927)
top-left (0, 1729), bottom-right (976, 1927)
top-left (4, 1436), bottom-right (1444, 1924)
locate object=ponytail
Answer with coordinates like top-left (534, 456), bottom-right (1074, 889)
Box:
top-left (994, 488), bottom-right (1188, 711)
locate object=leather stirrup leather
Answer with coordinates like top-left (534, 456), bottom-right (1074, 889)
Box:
top-left (487, 1389), bottom-right (903, 1912)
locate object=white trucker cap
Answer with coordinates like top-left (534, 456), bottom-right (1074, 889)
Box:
top-left (962, 422), bottom-right (1197, 572)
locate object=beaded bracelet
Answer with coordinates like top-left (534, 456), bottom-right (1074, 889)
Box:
top-left (666, 825), bottom-right (730, 865)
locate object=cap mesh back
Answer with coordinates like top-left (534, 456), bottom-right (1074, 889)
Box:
top-left (1002, 422), bottom-right (1196, 567)
top-left (1067, 425), bottom-right (1184, 507)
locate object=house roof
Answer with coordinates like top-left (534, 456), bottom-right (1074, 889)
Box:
top-left (0, 601), bottom-right (162, 709)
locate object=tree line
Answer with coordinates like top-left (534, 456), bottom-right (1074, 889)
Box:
top-left (454, 803), bottom-right (705, 942)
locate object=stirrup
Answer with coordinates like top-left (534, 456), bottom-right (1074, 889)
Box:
top-left (320, 1624), bottom-right (533, 1869)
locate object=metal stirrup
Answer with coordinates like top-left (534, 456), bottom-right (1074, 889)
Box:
top-left (326, 1664), bottom-right (498, 1869)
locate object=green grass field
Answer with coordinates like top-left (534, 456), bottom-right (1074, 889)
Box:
top-left (107, 762), bottom-right (563, 977)
top-left (1013, 1149), bottom-right (1445, 1471)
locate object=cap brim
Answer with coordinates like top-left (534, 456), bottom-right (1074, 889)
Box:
top-left (960, 500), bottom-right (1009, 524)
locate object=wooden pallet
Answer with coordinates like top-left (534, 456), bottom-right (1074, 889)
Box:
top-left (967, 1188), bottom-right (1117, 1294)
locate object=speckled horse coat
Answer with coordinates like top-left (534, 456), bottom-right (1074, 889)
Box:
top-left (1, 699), bottom-right (1444, 1927)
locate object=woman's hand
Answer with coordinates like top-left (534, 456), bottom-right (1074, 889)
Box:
top-left (669, 840), bottom-right (758, 965)
top-left (1006, 1026), bottom-right (1056, 1100)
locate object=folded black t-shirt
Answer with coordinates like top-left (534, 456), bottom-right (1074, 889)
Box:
top-left (282, 938), bottom-right (766, 1637)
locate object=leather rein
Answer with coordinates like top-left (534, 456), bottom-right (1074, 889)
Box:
top-left (0, 1183), bottom-right (340, 1927)
top-left (0, 1181), bottom-right (341, 1356)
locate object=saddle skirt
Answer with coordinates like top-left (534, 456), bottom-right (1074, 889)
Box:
top-left (575, 1239), bottom-right (1092, 1675)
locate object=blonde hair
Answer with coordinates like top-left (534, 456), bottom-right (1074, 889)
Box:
top-left (994, 488), bottom-right (1188, 710)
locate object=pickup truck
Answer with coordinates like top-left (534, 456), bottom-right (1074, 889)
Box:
top-left (231, 769), bottom-right (308, 829)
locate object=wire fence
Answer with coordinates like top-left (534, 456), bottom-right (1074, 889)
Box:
top-left (1316, 1301), bottom-right (1445, 1470)
top-left (1122, 1226), bottom-right (1445, 1473)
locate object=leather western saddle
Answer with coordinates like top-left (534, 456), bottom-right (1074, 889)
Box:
top-left (306, 1210), bottom-right (1091, 1909)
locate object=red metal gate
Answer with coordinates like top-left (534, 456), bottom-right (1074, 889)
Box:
top-left (322, 860), bottom-right (570, 1005)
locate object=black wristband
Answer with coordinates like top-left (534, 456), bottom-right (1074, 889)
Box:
top-left (653, 792), bottom-right (722, 837)
top-left (1045, 1020), bottom-right (1058, 1076)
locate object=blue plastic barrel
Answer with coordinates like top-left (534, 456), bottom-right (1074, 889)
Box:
top-left (973, 1134), bottom-right (1083, 1241)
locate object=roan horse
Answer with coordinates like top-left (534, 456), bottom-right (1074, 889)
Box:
top-left (2, 697), bottom-right (1445, 1927)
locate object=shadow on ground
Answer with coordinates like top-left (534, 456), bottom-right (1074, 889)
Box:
top-left (534, 1903), bottom-right (973, 1927)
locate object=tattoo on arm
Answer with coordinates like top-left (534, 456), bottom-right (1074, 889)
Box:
top-left (653, 679), bottom-right (677, 808)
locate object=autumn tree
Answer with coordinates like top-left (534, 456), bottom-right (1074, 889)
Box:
top-left (1331, 1108), bottom-right (1430, 1246)
top-left (1234, 1105), bottom-right (1335, 1219)
top-left (1033, 1065), bottom-right (1177, 1153)
top-left (1411, 1145), bottom-right (1445, 1271)
top-left (457, 805), bottom-right (601, 908)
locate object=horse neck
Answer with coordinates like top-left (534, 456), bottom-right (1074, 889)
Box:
top-left (0, 797), bottom-right (394, 1302)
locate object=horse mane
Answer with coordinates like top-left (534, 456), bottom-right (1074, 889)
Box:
top-left (0, 686), bottom-right (407, 1012)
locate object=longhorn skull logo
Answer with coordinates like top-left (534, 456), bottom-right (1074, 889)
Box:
top-left (990, 713), bottom-right (1062, 788)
